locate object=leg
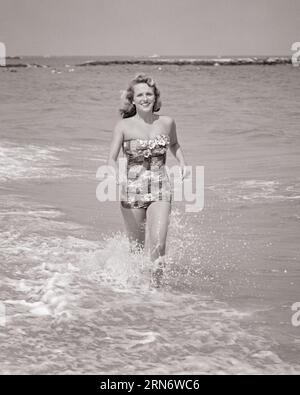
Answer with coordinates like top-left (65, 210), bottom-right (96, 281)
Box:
top-left (121, 206), bottom-right (147, 252)
top-left (146, 201), bottom-right (171, 287)
top-left (146, 201), bottom-right (171, 262)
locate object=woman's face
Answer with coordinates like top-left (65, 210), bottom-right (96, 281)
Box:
top-left (133, 83), bottom-right (155, 112)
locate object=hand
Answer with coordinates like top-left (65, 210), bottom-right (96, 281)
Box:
top-left (116, 172), bottom-right (127, 185)
top-left (180, 164), bottom-right (190, 180)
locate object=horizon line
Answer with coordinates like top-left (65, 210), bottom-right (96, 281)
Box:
top-left (6, 53), bottom-right (291, 58)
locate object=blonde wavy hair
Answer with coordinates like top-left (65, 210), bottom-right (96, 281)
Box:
top-left (119, 73), bottom-right (162, 118)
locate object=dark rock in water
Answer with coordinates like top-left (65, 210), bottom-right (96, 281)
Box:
top-left (6, 56), bottom-right (22, 60)
top-left (1, 63), bottom-right (48, 68)
top-left (77, 57), bottom-right (292, 67)
top-left (3, 63), bottom-right (29, 68)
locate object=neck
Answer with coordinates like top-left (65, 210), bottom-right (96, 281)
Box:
top-left (135, 110), bottom-right (155, 124)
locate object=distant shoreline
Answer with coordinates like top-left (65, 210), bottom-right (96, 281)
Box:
top-left (0, 56), bottom-right (293, 68)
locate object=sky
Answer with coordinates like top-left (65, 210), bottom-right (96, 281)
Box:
top-left (0, 0), bottom-right (299, 56)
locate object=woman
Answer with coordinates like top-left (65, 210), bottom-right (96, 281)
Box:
top-left (107, 73), bottom-right (187, 287)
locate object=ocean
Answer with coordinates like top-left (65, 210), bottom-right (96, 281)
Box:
top-left (0, 56), bottom-right (299, 374)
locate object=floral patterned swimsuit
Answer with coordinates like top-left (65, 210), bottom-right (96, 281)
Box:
top-left (121, 134), bottom-right (172, 209)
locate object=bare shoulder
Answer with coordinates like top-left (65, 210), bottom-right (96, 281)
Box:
top-left (118, 117), bottom-right (136, 139)
top-left (159, 115), bottom-right (175, 127)
top-left (121, 117), bottom-right (135, 127)
top-left (113, 118), bottom-right (127, 135)
top-left (158, 115), bottom-right (175, 138)
top-left (114, 118), bottom-right (127, 129)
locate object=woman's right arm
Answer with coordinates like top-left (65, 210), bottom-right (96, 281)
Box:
top-left (107, 120), bottom-right (124, 180)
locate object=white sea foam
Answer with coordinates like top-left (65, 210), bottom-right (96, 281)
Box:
top-left (0, 141), bottom-right (107, 182)
top-left (0, 142), bottom-right (72, 182)
top-left (1, 212), bottom-right (299, 374)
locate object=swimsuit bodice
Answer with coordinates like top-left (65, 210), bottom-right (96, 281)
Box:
top-left (122, 134), bottom-right (170, 165)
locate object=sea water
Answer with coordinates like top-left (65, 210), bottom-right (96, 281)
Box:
top-left (0, 57), bottom-right (299, 374)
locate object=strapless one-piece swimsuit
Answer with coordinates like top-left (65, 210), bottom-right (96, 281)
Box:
top-left (121, 134), bottom-right (172, 209)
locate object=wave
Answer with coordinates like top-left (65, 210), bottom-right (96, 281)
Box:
top-left (0, 141), bottom-right (106, 182)
top-left (0, 142), bottom-right (73, 182)
top-left (208, 126), bottom-right (288, 140)
top-left (208, 179), bottom-right (300, 203)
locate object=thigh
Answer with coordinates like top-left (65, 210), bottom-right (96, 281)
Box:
top-left (146, 201), bottom-right (171, 242)
top-left (121, 206), bottom-right (147, 245)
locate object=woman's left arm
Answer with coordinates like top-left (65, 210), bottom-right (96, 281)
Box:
top-left (169, 118), bottom-right (188, 179)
